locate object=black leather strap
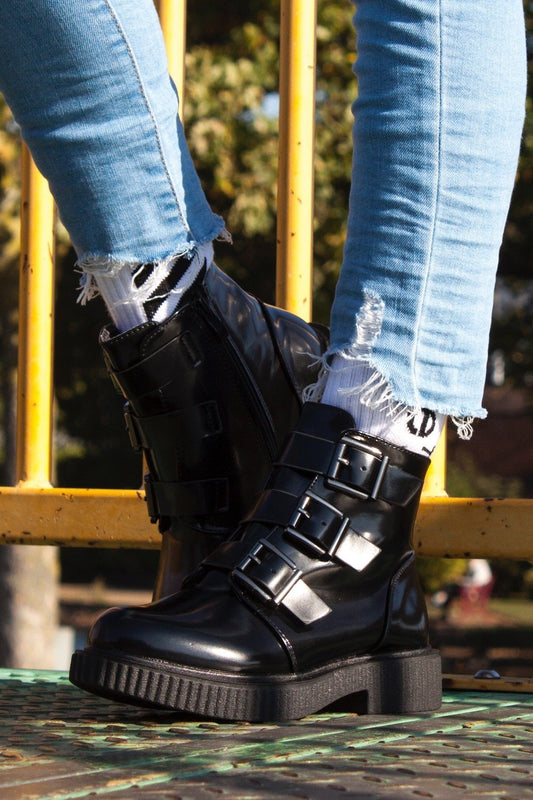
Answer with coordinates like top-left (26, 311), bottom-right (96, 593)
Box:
top-left (125, 401), bottom-right (222, 452)
top-left (144, 474), bottom-right (229, 522)
top-left (248, 488), bottom-right (381, 571)
top-left (112, 328), bottom-right (204, 400)
top-left (205, 481), bottom-right (382, 626)
top-left (232, 537), bottom-right (331, 624)
top-left (278, 430), bottom-right (422, 506)
top-left (197, 426), bottom-right (423, 626)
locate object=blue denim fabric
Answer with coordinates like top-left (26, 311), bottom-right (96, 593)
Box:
top-left (0, 1), bottom-right (527, 416)
top-left (0, 0), bottom-right (224, 266)
top-left (330, 0), bottom-right (527, 417)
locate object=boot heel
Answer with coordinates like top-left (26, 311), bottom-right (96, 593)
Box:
top-left (363, 650), bottom-right (442, 714)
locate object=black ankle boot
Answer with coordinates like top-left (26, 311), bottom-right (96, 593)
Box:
top-left (70, 402), bottom-right (441, 721)
top-left (100, 263), bottom-right (328, 598)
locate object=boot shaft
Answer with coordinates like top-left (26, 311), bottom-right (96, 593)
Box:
top-left (100, 265), bottom-right (328, 536)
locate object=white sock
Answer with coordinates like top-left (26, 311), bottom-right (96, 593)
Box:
top-left (78, 243), bottom-right (213, 332)
top-left (321, 355), bottom-right (445, 457)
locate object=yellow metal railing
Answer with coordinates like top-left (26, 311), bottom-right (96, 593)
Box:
top-left (276, 0), bottom-right (317, 321)
top-left (0, 0), bottom-right (531, 561)
top-left (15, 147), bottom-right (55, 489)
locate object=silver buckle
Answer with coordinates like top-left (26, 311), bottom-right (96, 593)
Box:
top-left (327, 435), bottom-right (389, 500)
top-left (286, 489), bottom-right (381, 572)
top-left (233, 539), bottom-right (302, 606)
top-left (287, 490), bottom-right (350, 559)
top-left (232, 536), bottom-right (332, 623)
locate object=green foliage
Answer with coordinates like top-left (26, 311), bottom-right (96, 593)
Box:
top-left (416, 557), bottom-right (467, 596)
top-left (0, 105), bottom-right (20, 270)
top-left (182, 2), bottom-right (355, 319)
top-left (0, 105), bottom-right (21, 483)
top-left (492, 3), bottom-right (533, 389)
top-left (446, 457), bottom-right (524, 500)
top-left (500, 1), bottom-right (533, 280)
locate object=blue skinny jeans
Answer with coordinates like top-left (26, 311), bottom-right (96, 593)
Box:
top-left (0, 0), bottom-right (527, 418)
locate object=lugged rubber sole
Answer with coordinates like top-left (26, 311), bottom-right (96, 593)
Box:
top-left (69, 647), bottom-right (442, 722)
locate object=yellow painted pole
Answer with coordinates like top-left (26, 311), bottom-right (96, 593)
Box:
top-left (422, 426), bottom-right (447, 497)
top-left (0, 488), bottom-right (530, 557)
top-left (16, 146), bottom-right (55, 488)
top-left (276, 0), bottom-right (318, 321)
top-left (159, 0), bottom-right (187, 106)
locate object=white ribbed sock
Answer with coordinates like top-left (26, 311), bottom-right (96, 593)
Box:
top-left (321, 355), bottom-right (445, 457)
top-left (91, 265), bottom-right (147, 331)
top-left (79, 242), bottom-right (213, 332)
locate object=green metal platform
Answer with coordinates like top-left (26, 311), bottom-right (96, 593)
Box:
top-left (0, 669), bottom-right (531, 800)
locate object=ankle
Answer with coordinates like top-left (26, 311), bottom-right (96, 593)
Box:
top-left (321, 355), bottom-right (445, 457)
top-left (78, 242), bottom-right (213, 332)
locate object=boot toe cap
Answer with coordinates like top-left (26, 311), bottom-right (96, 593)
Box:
top-left (86, 593), bottom-right (291, 675)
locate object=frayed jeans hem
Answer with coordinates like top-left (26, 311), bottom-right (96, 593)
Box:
top-left (303, 345), bottom-right (487, 440)
top-left (75, 226), bottom-right (231, 278)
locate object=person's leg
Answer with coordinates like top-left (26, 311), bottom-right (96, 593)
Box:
top-left (0, 0), bottom-right (224, 331)
top-left (71, 0), bottom-right (526, 721)
top-left (0, 0), bottom-right (328, 590)
top-left (320, 0), bottom-right (527, 456)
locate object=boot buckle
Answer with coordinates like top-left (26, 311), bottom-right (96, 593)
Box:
top-left (327, 435), bottom-right (389, 500)
top-left (287, 490), bottom-right (382, 572)
top-left (234, 539), bottom-right (302, 605)
top-left (233, 538), bottom-right (331, 624)
top-left (287, 491), bottom-right (350, 559)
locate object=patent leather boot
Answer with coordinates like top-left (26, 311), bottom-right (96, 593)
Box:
top-left (70, 402), bottom-right (441, 721)
top-left (100, 264), bottom-right (328, 598)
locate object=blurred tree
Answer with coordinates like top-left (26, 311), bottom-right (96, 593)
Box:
top-left (183, 0), bottom-right (356, 321)
top-left (490, 2), bottom-right (533, 389)
top-left (0, 103), bottom-right (20, 485)
top-left (499, 2), bottom-right (533, 280)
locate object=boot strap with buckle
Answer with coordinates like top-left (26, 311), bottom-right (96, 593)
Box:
top-left (247, 488), bottom-right (382, 571)
top-left (229, 485), bottom-right (383, 625)
top-left (278, 430), bottom-right (423, 505)
top-left (226, 424), bottom-right (427, 625)
top-left (232, 538), bottom-right (331, 624)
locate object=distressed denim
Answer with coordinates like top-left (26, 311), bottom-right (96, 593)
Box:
top-left (330, 0), bottom-right (527, 417)
top-left (0, 0), bottom-right (527, 417)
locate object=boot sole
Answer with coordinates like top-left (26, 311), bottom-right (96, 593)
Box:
top-left (69, 647), bottom-right (441, 722)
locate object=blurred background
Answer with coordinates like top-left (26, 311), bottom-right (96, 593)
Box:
top-left (0, 1), bottom-right (531, 674)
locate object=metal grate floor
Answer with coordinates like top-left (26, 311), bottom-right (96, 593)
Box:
top-left (0, 669), bottom-right (531, 800)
